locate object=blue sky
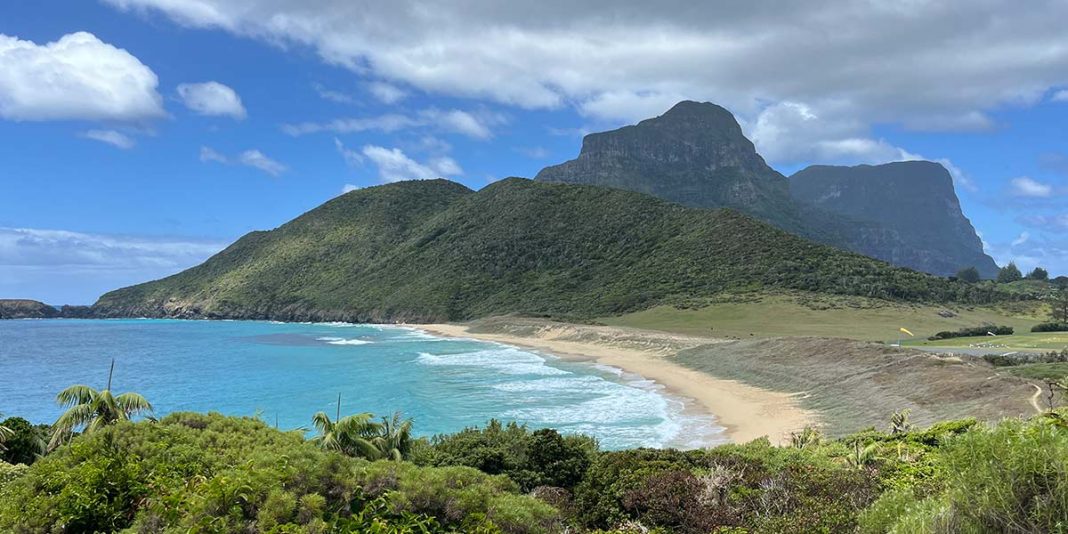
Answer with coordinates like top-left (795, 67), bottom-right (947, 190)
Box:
top-left (2, 0), bottom-right (1067, 303)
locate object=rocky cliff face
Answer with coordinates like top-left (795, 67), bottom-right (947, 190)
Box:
top-left (0, 299), bottom-right (59, 319)
top-left (536, 101), bottom-right (998, 277)
top-left (790, 162), bottom-right (998, 278)
top-left (535, 101), bottom-right (801, 229)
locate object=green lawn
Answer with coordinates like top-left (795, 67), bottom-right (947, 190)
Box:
top-left (905, 332), bottom-right (1068, 352)
top-left (599, 293), bottom-right (1045, 342)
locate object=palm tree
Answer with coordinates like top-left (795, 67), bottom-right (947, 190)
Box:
top-left (789, 426), bottom-right (823, 450)
top-left (48, 360), bottom-right (153, 450)
top-left (373, 411), bottom-right (414, 461)
top-left (889, 409), bottom-right (912, 435)
top-left (847, 439), bottom-right (881, 468)
top-left (310, 394), bottom-right (382, 459)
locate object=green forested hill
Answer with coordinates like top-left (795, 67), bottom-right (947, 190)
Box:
top-left (93, 178), bottom-right (1008, 322)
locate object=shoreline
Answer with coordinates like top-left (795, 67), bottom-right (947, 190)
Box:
top-left (417, 322), bottom-right (816, 446)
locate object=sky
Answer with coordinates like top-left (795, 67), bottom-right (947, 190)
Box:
top-left (2, 0), bottom-right (1067, 304)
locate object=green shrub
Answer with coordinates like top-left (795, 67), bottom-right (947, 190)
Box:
top-left (1032, 322), bottom-right (1068, 332)
top-left (983, 349), bottom-right (1068, 367)
top-left (574, 441), bottom-right (879, 533)
top-left (0, 413), bottom-right (558, 533)
top-left (0, 417), bottom-right (47, 466)
top-left (0, 461), bottom-right (28, 488)
top-left (355, 461), bottom-right (561, 532)
top-left (414, 419), bottom-right (597, 492)
top-left (860, 416), bottom-right (1068, 533)
top-left (928, 325), bottom-right (1012, 340)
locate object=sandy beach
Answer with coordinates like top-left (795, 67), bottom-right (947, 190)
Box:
top-left (417, 320), bottom-right (816, 445)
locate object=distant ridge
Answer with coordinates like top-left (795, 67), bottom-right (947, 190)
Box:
top-left (93, 178), bottom-right (1007, 323)
top-left (536, 101), bottom-right (998, 277)
top-left (790, 161), bottom-right (998, 278)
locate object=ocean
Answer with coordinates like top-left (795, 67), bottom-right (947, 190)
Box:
top-left (0, 319), bottom-right (724, 449)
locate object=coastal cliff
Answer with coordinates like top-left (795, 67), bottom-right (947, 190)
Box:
top-left (0, 299), bottom-right (58, 319)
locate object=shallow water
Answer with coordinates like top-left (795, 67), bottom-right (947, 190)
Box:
top-left (0, 319), bottom-right (724, 449)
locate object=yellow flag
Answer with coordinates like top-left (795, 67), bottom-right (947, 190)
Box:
top-left (899, 327), bottom-right (914, 337)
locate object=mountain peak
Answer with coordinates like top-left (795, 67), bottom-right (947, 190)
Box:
top-left (535, 101), bottom-right (792, 223)
top-left (658, 100), bottom-right (737, 121)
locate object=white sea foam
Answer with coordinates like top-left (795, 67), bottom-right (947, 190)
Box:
top-left (316, 336), bottom-right (372, 345)
top-left (417, 347), bottom-right (569, 376)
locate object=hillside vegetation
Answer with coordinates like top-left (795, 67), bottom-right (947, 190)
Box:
top-left (94, 179), bottom-right (1014, 323)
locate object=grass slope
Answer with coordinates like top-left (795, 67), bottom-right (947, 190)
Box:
top-left (95, 178), bottom-right (1012, 322)
top-left (600, 293), bottom-right (1044, 342)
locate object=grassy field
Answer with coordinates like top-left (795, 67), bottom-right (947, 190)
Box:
top-left (904, 332), bottom-right (1068, 352)
top-left (599, 292), bottom-right (1045, 342)
top-left (1007, 362), bottom-right (1068, 380)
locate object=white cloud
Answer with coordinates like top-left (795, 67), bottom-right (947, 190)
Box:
top-left (102, 0), bottom-right (1068, 136)
top-left (0, 227), bottom-right (224, 268)
top-left (282, 108), bottom-right (500, 139)
top-left (516, 146), bottom-right (549, 159)
top-left (368, 81), bottom-right (407, 104)
top-left (579, 91), bottom-right (689, 124)
top-left (341, 183), bottom-right (359, 193)
top-left (314, 83), bottom-right (356, 104)
top-left (361, 145), bottom-right (462, 182)
top-left (1010, 176), bottom-right (1054, 197)
top-left (238, 149), bottom-right (286, 176)
top-left (0, 31), bottom-right (164, 122)
top-left (1020, 214), bottom-right (1068, 232)
top-left (1012, 232), bottom-right (1031, 247)
top-left (176, 81), bottom-right (246, 119)
top-left (283, 113), bottom-right (417, 136)
top-left (1052, 90), bottom-right (1068, 102)
top-left (81, 129), bottom-right (136, 149)
top-left (199, 146), bottom-right (228, 163)
top-left (0, 227), bottom-right (226, 304)
top-left (742, 100), bottom-right (977, 191)
top-left (334, 137), bottom-right (363, 167)
top-left (750, 101), bottom-right (908, 165)
top-left (200, 146), bottom-right (287, 176)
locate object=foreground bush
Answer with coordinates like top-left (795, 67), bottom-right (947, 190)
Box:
top-left (2, 409), bottom-right (1066, 533)
top-left (413, 419), bottom-right (597, 492)
top-left (859, 413), bottom-right (1068, 533)
top-left (0, 412), bottom-right (558, 533)
top-left (573, 441), bottom-right (880, 533)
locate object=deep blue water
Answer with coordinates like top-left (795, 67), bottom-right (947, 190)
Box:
top-left (0, 319), bottom-right (723, 449)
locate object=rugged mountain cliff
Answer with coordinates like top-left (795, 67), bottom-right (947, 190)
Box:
top-left (535, 101), bottom-right (998, 277)
top-left (535, 101), bottom-right (802, 230)
top-left (92, 179), bottom-right (1000, 323)
top-left (790, 162), bottom-right (999, 278)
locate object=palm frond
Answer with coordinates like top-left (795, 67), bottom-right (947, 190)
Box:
top-left (49, 403), bottom-right (96, 450)
top-left (115, 392), bottom-right (154, 418)
top-left (55, 385), bottom-right (97, 408)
